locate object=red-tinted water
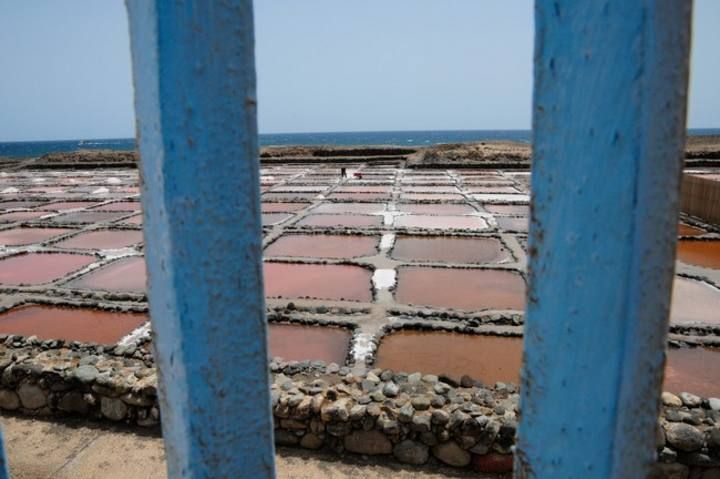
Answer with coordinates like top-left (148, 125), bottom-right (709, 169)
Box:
top-left (467, 186), bottom-right (519, 194)
top-left (395, 266), bottom-right (525, 310)
top-left (328, 192), bottom-right (391, 201)
top-left (264, 262), bottom-right (372, 301)
top-left (0, 211), bottom-right (47, 222)
top-left (92, 201), bottom-right (142, 212)
top-left (678, 224), bottom-right (706, 236)
top-left (0, 253), bottom-right (95, 285)
top-left (391, 236), bottom-right (510, 264)
top-left (665, 347), bottom-right (720, 397)
top-left (313, 203), bottom-right (386, 214)
top-left (125, 215), bottom-right (143, 225)
top-left (375, 331), bottom-right (522, 384)
top-left (0, 228), bottom-right (72, 246)
top-left (297, 214), bottom-right (382, 228)
top-left (38, 201), bottom-right (98, 211)
top-left (677, 240), bottom-right (720, 270)
top-left (0, 305), bottom-right (148, 344)
top-left (395, 215), bottom-right (487, 230)
top-left (268, 323), bottom-right (350, 364)
top-left (397, 204), bottom-right (476, 215)
top-left (67, 256), bottom-right (146, 293)
top-left (55, 230), bottom-right (144, 250)
top-left (265, 234), bottom-right (378, 259)
top-left (400, 193), bottom-right (465, 201)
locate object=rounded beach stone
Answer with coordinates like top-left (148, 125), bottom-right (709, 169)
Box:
top-left (661, 392), bottom-right (683, 408)
top-left (101, 397), bottom-right (128, 421)
top-left (0, 389), bottom-right (20, 410)
top-left (432, 441), bottom-right (471, 467)
top-left (393, 440), bottom-right (429, 465)
top-left (18, 382), bottom-right (46, 409)
top-left (344, 430), bottom-right (392, 455)
top-left (665, 423), bottom-right (704, 452)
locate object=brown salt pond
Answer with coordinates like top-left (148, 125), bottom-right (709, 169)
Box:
top-left (670, 277), bottom-right (720, 324)
top-left (0, 253), bottom-right (95, 285)
top-left (375, 331), bottom-right (522, 384)
top-left (400, 193), bottom-right (465, 201)
top-left (54, 230), bottom-right (144, 250)
top-left (261, 202), bottom-right (309, 213)
top-left (67, 256), bottom-right (146, 293)
top-left (0, 305), bottom-right (148, 344)
top-left (264, 262), bottom-right (372, 302)
top-left (678, 224), bottom-right (706, 236)
top-left (265, 234), bottom-right (378, 259)
top-left (268, 323), bottom-right (350, 364)
top-left (677, 240), bottom-right (720, 270)
top-left (664, 347), bottom-right (720, 398)
top-left (391, 236), bottom-right (511, 264)
top-left (313, 203), bottom-right (385, 214)
top-left (395, 215), bottom-right (487, 231)
top-left (261, 213), bottom-right (293, 226)
top-left (296, 214), bottom-right (382, 228)
top-left (0, 227), bottom-right (72, 246)
top-left (397, 204), bottom-right (476, 215)
top-left (484, 204), bottom-right (530, 215)
top-left (395, 266), bottom-right (525, 310)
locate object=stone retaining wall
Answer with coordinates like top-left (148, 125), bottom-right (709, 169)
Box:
top-left (0, 336), bottom-right (719, 477)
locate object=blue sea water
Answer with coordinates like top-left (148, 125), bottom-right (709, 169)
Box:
top-left (1, 128), bottom-right (718, 159)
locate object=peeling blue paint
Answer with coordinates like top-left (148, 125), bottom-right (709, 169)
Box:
top-left (125, 1), bottom-right (275, 477)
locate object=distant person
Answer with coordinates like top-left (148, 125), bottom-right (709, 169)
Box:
top-left (340, 167), bottom-right (347, 178)
top-left (353, 172), bottom-right (363, 179)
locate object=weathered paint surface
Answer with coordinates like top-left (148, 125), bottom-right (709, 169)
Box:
top-left (516, 1), bottom-right (692, 478)
top-left (125, 1), bottom-right (276, 478)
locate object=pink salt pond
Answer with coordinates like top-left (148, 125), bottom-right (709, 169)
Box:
top-left (297, 214), bottom-right (382, 228)
top-left (400, 193), bottom-right (464, 201)
top-left (391, 236), bottom-right (510, 264)
top-left (664, 347), bottom-right (720, 398)
top-left (67, 256), bottom-right (146, 293)
top-left (0, 211), bottom-right (47, 222)
top-left (328, 192), bottom-right (391, 201)
top-left (261, 202), bottom-right (309, 213)
top-left (670, 277), bottom-right (720, 325)
top-left (397, 204), bottom-right (476, 215)
top-left (54, 230), bottom-right (144, 250)
top-left (265, 234), bottom-right (378, 259)
top-left (0, 227), bottom-right (72, 246)
top-left (262, 213), bottom-right (293, 226)
top-left (313, 203), bottom-right (385, 214)
top-left (496, 216), bottom-right (529, 232)
top-left (484, 204), bottom-right (530, 215)
top-left (91, 201), bottom-right (141, 212)
top-left (395, 266), bottom-right (525, 310)
top-left (0, 305), bottom-right (148, 344)
top-left (268, 323), bottom-right (350, 364)
top-left (0, 253), bottom-right (95, 285)
top-left (375, 331), bottom-right (522, 384)
top-left (264, 262), bottom-right (372, 302)
top-left (395, 215), bottom-right (487, 231)
top-left (38, 201), bottom-right (98, 211)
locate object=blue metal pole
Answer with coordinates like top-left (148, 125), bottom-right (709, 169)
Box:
top-left (516, 1), bottom-right (692, 478)
top-left (125, 1), bottom-right (275, 477)
top-left (0, 430), bottom-right (9, 478)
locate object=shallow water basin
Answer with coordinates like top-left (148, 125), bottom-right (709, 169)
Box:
top-left (297, 214), bottom-right (382, 228)
top-left (391, 236), bottom-right (510, 264)
top-left (400, 193), bottom-right (464, 201)
top-left (0, 211), bottom-right (47, 222)
top-left (264, 262), bottom-right (372, 302)
top-left (262, 213), bottom-right (293, 226)
top-left (50, 211), bottom-right (129, 224)
top-left (67, 256), bottom-right (146, 293)
top-left (0, 304), bottom-right (148, 344)
top-left (313, 203), bottom-right (385, 214)
top-left (677, 240), bottom-right (720, 270)
top-left (397, 204), bottom-right (476, 215)
top-left (495, 216), bottom-right (529, 232)
top-left (38, 201), bottom-right (99, 211)
top-left (375, 331), bottom-right (522, 384)
top-left (265, 234), bottom-right (378, 259)
top-left (268, 323), bottom-right (351, 364)
top-left (0, 253), bottom-right (95, 285)
top-left (55, 230), bottom-right (144, 250)
top-left (0, 227), bottom-right (72, 246)
top-left (670, 277), bottom-right (720, 324)
top-left (395, 215), bottom-right (487, 231)
top-left (395, 266), bottom-right (525, 310)
top-left (665, 347), bottom-right (720, 398)
top-left (328, 192), bottom-right (391, 201)
top-left (678, 224), bottom-right (707, 236)
top-left (261, 202), bottom-right (309, 213)
top-left (484, 204), bottom-right (529, 215)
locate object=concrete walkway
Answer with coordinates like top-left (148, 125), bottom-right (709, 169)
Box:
top-left (0, 415), bottom-right (497, 478)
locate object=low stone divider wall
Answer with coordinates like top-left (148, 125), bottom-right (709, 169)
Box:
top-left (0, 336), bottom-right (718, 477)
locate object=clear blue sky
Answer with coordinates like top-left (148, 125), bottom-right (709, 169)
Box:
top-left (0, 1), bottom-right (718, 141)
